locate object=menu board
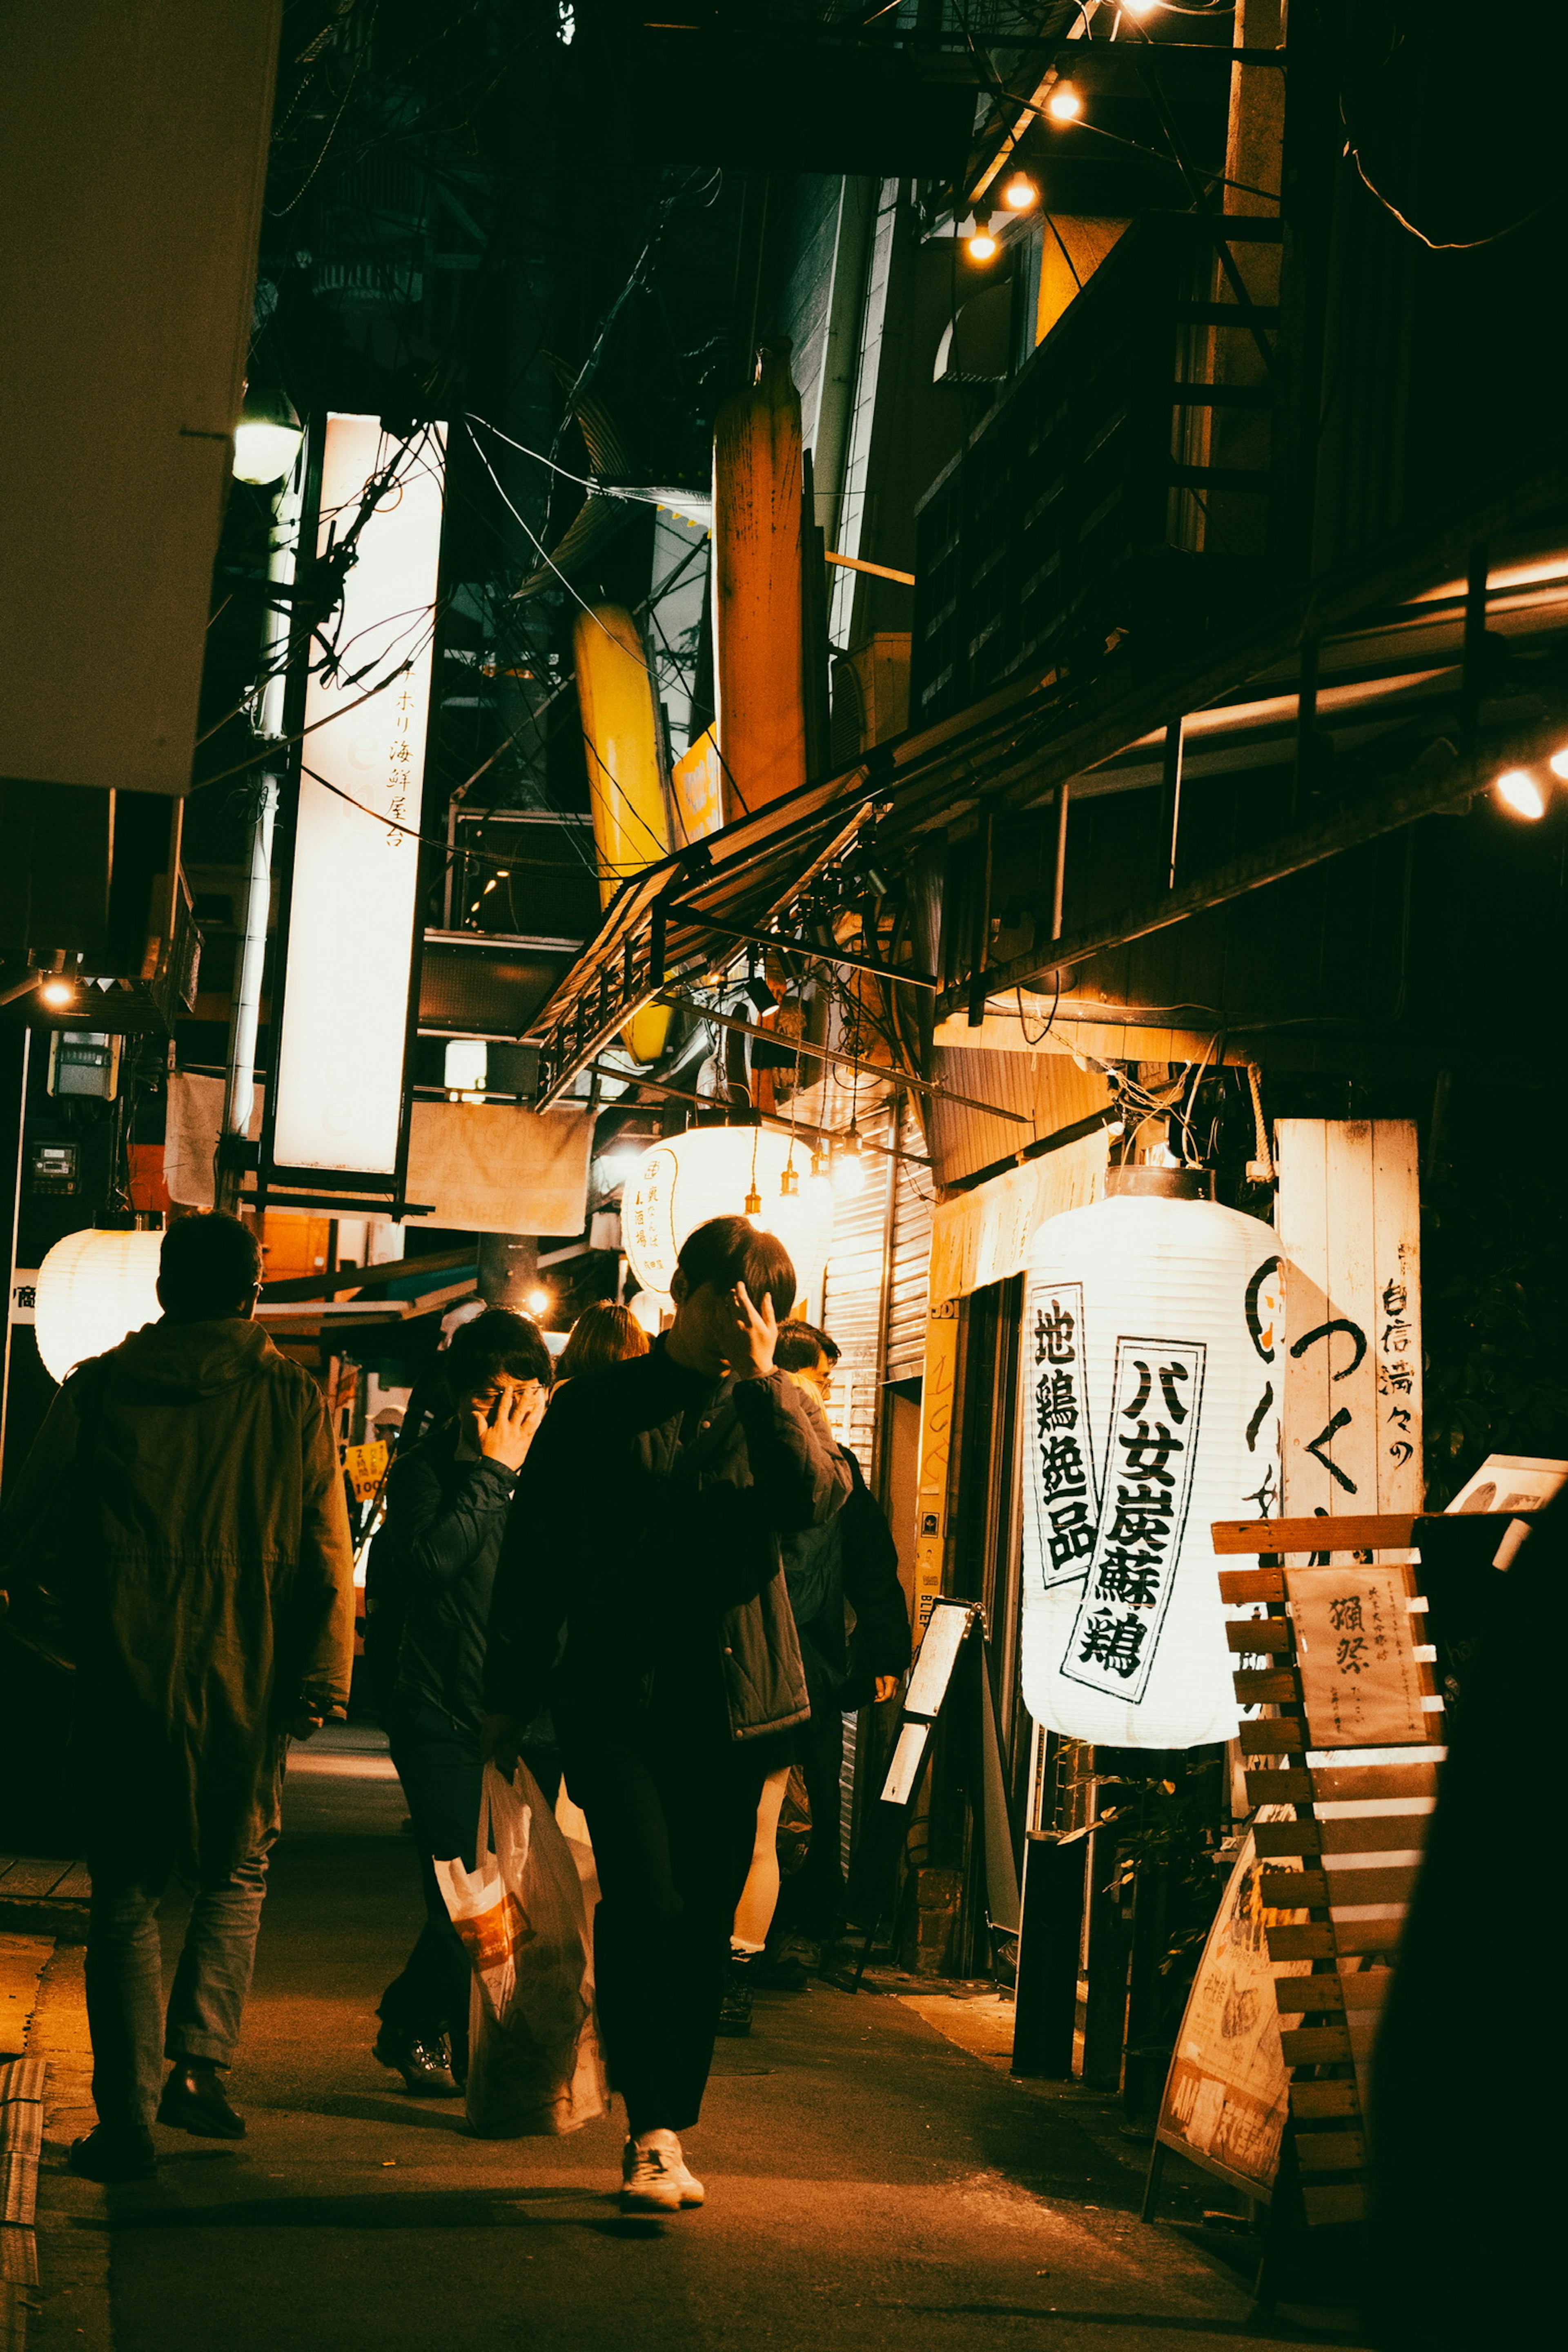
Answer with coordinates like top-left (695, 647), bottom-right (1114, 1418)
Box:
top-left (1154, 1819), bottom-right (1311, 2198)
top-left (1287, 1561), bottom-right (1428, 1746)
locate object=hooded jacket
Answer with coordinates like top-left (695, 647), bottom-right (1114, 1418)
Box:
top-left (1, 1316), bottom-right (354, 1873)
top-left (485, 1337), bottom-right (851, 1743)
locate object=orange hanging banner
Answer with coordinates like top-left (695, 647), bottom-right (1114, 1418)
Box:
top-left (712, 344), bottom-right (807, 819)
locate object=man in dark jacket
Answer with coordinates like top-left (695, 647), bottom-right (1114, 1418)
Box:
top-left (368, 1309), bottom-right (550, 2093)
top-left (0, 1213), bottom-right (354, 2183)
top-left (771, 1321), bottom-right (911, 1938)
top-left (485, 1214), bottom-right (850, 2216)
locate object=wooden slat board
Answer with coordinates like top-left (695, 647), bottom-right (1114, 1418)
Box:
top-left (1162, 1566), bottom-right (1447, 2230)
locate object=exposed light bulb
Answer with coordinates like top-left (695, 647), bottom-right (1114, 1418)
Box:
top-left (965, 219), bottom-right (1000, 263)
top-left (232, 388), bottom-right (304, 486)
top-left (779, 1162), bottom-right (799, 1198)
top-left (1046, 84), bottom-right (1082, 122)
top-left (831, 1134), bottom-right (866, 1198)
top-left (39, 980), bottom-right (74, 1008)
top-left (526, 1287), bottom-right (551, 1316)
top-left (1123, 0), bottom-right (1162, 16)
top-left (1495, 767), bottom-right (1546, 820)
top-left (1549, 747), bottom-right (1568, 780)
top-left (744, 1185), bottom-right (762, 1220)
top-left (1002, 173), bottom-right (1037, 211)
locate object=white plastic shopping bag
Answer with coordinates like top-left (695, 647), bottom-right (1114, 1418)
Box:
top-left (434, 1761), bottom-right (607, 2137)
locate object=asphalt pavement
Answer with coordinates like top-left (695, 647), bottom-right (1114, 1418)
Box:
top-left (26, 1728), bottom-right (1367, 2352)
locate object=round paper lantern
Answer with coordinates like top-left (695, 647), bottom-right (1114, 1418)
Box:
top-left (621, 1128), bottom-right (833, 1322)
top-left (1020, 1172), bottom-right (1283, 1750)
top-left (34, 1227), bottom-right (164, 1385)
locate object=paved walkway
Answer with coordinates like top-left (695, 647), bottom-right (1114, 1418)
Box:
top-left (22, 1732), bottom-right (1367, 2352)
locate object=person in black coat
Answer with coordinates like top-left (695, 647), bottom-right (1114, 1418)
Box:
top-left (771, 1321), bottom-right (911, 1938)
top-left (483, 1217), bottom-right (851, 2215)
top-left (367, 1309), bottom-right (551, 2094)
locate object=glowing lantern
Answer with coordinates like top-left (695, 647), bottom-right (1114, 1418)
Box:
top-left (621, 1128), bottom-right (833, 1323)
top-left (34, 1228), bottom-right (163, 1385)
top-left (1020, 1171), bottom-right (1283, 1749)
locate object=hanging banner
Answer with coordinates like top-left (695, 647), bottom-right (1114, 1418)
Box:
top-left (1274, 1120), bottom-right (1422, 1520)
top-left (270, 416), bottom-right (446, 1181)
top-left (1020, 1185), bottom-right (1283, 1750)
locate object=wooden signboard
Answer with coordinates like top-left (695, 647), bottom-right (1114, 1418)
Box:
top-left (1275, 1119), bottom-right (1421, 1523)
top-left (1154, 1819), bottom-right (1310, 2203)
top-left (1147, 1513), bottom-right (1447, 2237)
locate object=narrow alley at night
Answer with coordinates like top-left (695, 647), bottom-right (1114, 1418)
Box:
top-left (0, 2), bottom-right (1561, 2347)
top-left (17, 1729), bottom-right (1319, 2352)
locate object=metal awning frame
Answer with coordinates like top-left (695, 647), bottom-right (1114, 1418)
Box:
top-left (525, 452), bottom-right (1568, 1106)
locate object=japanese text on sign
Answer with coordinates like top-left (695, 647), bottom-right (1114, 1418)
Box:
top-left (1062, 1334), bottom-right (1207, 1706)
top-left (1022, 1280), bottom-right (1097, 1589)
top-left (1285, 1561), bottom-right (1428, 1746)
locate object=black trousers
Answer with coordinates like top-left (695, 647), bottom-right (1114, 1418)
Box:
top-left (561, 1716), bottom-right (774, 2137)
top-left (777, 1698), bottom-right (849, 1936)
top-left (380, 1715), bottom-right (481, 2069)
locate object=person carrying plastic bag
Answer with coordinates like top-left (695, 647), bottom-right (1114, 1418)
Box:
top-left (436, 1759), bottom-right (606, 2136)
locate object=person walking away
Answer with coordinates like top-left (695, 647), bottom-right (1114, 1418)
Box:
top-left (484, 1215), bottom-right (850, 2215)
top-left (553, 1300), bottom-right (648, 1384)
top-left (368, 1310), bottom-right (550, 2093)
top-left (0, 1212), bottom-right (354, 2182)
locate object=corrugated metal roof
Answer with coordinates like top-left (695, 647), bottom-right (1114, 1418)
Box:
top-left (926, 1046), bottom-right (1108, 1187)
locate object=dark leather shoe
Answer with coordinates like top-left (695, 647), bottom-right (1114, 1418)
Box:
top-left (716, 1960), bottom-right (753, 2038)
top-left (157, 2063), bottom-right (246, 2139)
top-left (373, 2025), bottom-right (460, 2096)
top-left (70, 2124), bottom-right (157, 2182)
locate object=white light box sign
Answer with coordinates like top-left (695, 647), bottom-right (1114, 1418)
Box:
top-left (272, 417), bottom-right (446, 1176)
top-left (1020, 1185), bottom-right (1283, 1750)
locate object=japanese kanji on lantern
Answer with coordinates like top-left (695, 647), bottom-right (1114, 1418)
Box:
top-left (620, 1126), bottom-right (833, 1322)
top-left (1020, 1168), bottom-right (1283, 1749)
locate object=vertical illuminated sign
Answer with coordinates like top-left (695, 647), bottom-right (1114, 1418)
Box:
top-left (271, 416), bottom-right (445, 1178)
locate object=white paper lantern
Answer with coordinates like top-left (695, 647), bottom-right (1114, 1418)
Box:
top-left (621, 1127), bottom-right (833, 1321)
top-left (1020, 1176), bottom-right (1283, 1750)
top-left (34, 1228), bottom-right (164, 1385)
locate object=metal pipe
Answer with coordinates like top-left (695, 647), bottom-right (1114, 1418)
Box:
top-left (216, 454), bottom-right (302, 1210)
top-left (1050, 777), bottom-right (1071, 940)
top-left (1161, 718), bottom-right (1185, 891)
top-left (218, 774), bottom-right (277, 1174)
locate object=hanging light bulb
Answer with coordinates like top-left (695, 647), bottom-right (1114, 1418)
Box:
top-left (1002, 172), bottom-right (1037, 211)
top-left (964, 214), bottom-right (1000, 264)
top-left (1495, 767), bottom-right (1546, 820)
top-left (232, 386), bottom-right (304, 486)
top-left (1548, 747), bottom-right (1568, 780)
top-left (832, 1130), bottom-right (866, 1198)
top-left (39, 978), bottom-right (76, 1009)
top-left (1045, 83), bottom-right (1083, 122)
top-left (744, 1184), bottom-right (762, 1219)
top-left (1123, 0), bottom-right (1162, 16)
top-left (779, 1159), bottom-right (799, 1199)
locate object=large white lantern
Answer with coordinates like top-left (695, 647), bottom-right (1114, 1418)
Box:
top-left (1020, 1171), bottom-right (1283, 1750)
top-left (34, 1228), bottom-right (164, 1385)
top-left (622, 1127), bottom-right (833, 1323)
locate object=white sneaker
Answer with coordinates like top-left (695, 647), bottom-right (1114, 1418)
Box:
top-left (621, 2130), bottom-right (704, 2214)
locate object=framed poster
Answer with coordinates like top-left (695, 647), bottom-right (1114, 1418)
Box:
top-left (1154, 1819), bottom-right (1310, 2202)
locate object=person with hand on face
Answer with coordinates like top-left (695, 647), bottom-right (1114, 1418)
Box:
top-left (483, 1214), bottom-right (851, 2216)
top-left (0, 1212), bottom-right (354, 2183)
top-left (368, 1310), bottom-right (552, 2095)
top-left (719, 1321), bottom-right (909, 2033)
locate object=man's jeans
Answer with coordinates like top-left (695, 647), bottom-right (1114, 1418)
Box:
top-left (85, 1836), bottom-right (274, 2132)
